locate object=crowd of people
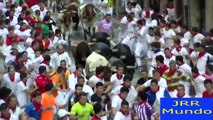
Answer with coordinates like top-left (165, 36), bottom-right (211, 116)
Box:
top-left (0, 0), bottom-right (213, 120)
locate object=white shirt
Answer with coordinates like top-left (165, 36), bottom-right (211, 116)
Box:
top-left (53, 36), bottom-right (68, 46)
top-left (110, 73), bottom-right (124, 90)
top-left (15, 81), bottom-right (29, 107)
top-left (111, 95), bottom-right (123, 112)
top-left (163, 29), bottom-right (176, 48)
top-left (180, 38), bottom-right (189, 47)
top-left (194, 75), bottom-right (206, 97)
top-left (112, 85), bottom-right (137, 105)
top-left (193, 33), bottom-right (205, 44)
top-left (89, 75), bottom-right (104, 85)
top-left (0, 28), bottom-right (9, 43)
top-left (25, 37), bottom-right (34, 47)
top-left (164, 55), bottom-right (176, 67)
top-left (50, 52), bottom-right (72, 69)
top-left (142, 10), bottom-right (154, 24)
top-left (3, 72), bottom-right (20, 94)
top-left (143, 78), bottom-right (167, 88)
top-left (7, 16), bottom-right (18, 26)
top-left (5, 53), bottom-right (16, 64)
top-left (190, 52), bottom-right (213, 74)
top-left (184, 31), bottom-right (192, 41)
top-left (151, 51), bottom-right (165, 67)
top-left (114, 111), bottom-right (131, 120)
top-left (68, 73), bottom-right (87, 91)
top-left (26, 47), bottom-right (35, 61)
top-left (171, 47), bottom-right (188, 62)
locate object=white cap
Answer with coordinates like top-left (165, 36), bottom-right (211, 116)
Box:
top-left (58, 109), bottom-right (70, 118)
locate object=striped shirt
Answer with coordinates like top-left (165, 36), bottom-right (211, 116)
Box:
top-left (133, 102), bottom-right (154, 120)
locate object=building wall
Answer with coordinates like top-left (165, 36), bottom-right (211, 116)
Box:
top-left (205, 0), bottom-right (213, 31)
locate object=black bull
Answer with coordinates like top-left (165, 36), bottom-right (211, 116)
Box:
top-left (73, 33), bottom-right (136, 75)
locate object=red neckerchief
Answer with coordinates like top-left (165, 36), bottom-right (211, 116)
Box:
top-left (19, 27), bottom-right (25, 32)
top-left (23, 60), bottom-right (27, 64)
top-left (64, 68), bottom-right (67, 73)
top-left (120, 16), bottom-right (125, 20)
top-left (198, 51), bottom-right (206, 59)
top-left (9, 75), bottom-right (15, 82)
top-left (74, 91), bottom-right (80, 100)
top-left (31, 46), bottom-right (35, 51)
top-left (41, 60), bottom-right (49, 65)
top-left (118, 94), bottom-right (124, 100)
top-left (9, 106), bottom-right (16, 113)
top-left (9, 16), bottom-right (13, 21)
top-left (42, 21), bottom-right (48, 25)
top-left (22, 80), bottom-right (27, 86)
top-left (116, 73), bottom-right (122, 80)
top-left (92, 116), bottom-right (101, 120)
top-left (128, 18), bottom-right (133, 22)
top-left (0, 113), bottom-right (11, 120)
top-left (194, 32), bottom-right (199, 36)
top-left (96, 74), bottom-right (104, 80)
top-left (179, 62), bottom-right (184, 66)
top-left (121, 83), bottom-right (130, 88)
top-left (193, 73), bottom-right (200, 79)
top-left (32, 101), bottom-right (41, 112)
top-left (145, 10), bottom-right (150, 18)
top-left (150, 86), bottom-right (160, 94)
top-left (176, 46), bottom-right (182, 52)
top-left (11, 52), bottom-right (17, 56)
top-left (55, 34), bottom-right (60, 38)
top-left (57, 51), bottom-right (64, 55)
top-left (139, 24), bottom-right (144, 30)
top-left (177, 93), bottom-right (185, 98)
top-left (139, 100), bottom-right (147, 105)
top-left (158, 64), bottom-right (165, 69)
top-left (73, 71), bottom-right (77, 78)
top-left (119, 109), bottom-right (129, 116)
top-left (167, 69), bottom-right (176, 77)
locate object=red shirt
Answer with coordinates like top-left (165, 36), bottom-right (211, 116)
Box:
top-left (35, 74), bottom-right (52, 94)
top-left (202, 90), bottom-right (213, 98)
top-left (157, 64), bottom-right (168, 76)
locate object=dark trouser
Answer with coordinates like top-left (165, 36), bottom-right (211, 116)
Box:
top-left (72, 13), bottom-right (79, 31)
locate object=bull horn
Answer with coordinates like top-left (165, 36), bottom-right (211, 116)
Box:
top-left (88, 42), bottom-right (95, 45)
top-left (112, 49), bottom-right (118, 52)
top-left (95, 50), bottom-right (101, 53)
top-left (126, 66), bottom-right (136, 69)
top-left (107, 37), bottom-right (111, 40)
top-left (71, 44), bottom-right (78, 47)
top-left (92, 38), bottom-right (96, 41)
top-left (120, 55), bottom-right (126, 59)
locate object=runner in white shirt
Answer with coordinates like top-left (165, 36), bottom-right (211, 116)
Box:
top-left (114, 100), bottom-right (131, 120)
top-left (125, 2), bottom-right (135, 14)
top-left (175, 84), bottom-right (190, 98)
top-left (176, 33), bottom-right (189, 48)
top-left (111, 74), bottom-right (137, 105)
top-left (172, 39), bottom-right (189, 63)
top-left (118, 11), bottom-right (129, 42)
top-left (176, 56), bottom-right (192, 95)
top-left (191, 67), bottom-right (206, 97)
top-left (164, 48), bottom-right (176, 67)
top-left (142, 8), bottom-right (153, 24)
top-left (140, 70), bottom-right (167, 91)
top-left (191, 27), bottom-right (205, 44)
top-left (110, 66), bottom-right (124, 90)
top-left (135, 19), bottom-right (148, 67)
top-left (163, 24), bottom-right (176, 48)
top-left (111, 86), bottom-right (129, 116)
